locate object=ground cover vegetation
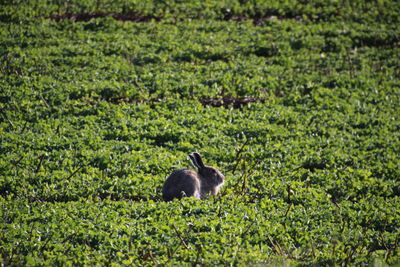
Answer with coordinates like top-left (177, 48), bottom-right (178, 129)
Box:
top-left (1, 0), bottom-right (400, 265)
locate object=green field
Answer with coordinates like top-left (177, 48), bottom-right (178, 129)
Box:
top-left (1, 0), bottom-right (400, 265)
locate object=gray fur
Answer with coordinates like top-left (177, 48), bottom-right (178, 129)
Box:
top-left (162, 153), bottom-right (225, 201)
top-left (192, 152), bottom-right (205, 168)
top-left (188, 154), bottom-right (199, 169)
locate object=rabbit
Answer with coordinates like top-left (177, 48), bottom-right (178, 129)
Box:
top-left (162, 152), bottom-right (224, 201)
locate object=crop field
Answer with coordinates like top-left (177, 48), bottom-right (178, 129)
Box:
top-left (1, 0), bottom-right (400, 265)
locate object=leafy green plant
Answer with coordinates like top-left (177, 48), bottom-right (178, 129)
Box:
top-left (1, 0), bottom-right (400, 265)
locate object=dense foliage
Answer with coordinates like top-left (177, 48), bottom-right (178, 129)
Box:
top-left (1, 0), bottom-right (399, 265)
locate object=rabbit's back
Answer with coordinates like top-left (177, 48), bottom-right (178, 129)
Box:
top-left (162, 169), bottom-right (201, 201)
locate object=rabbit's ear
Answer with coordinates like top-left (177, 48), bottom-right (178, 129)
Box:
top-left (192, 152), bottom-right (205, 168)
top-left (188, 153), bottom-right (201, 169)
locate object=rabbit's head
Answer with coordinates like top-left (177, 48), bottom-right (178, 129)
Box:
top-left (188, 152), bottom-right (224, 185)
